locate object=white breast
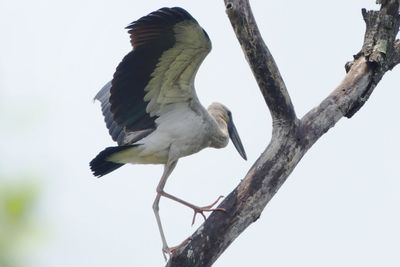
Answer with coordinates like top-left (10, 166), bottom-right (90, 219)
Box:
top-left (135, 103), bottom-right (212, 162)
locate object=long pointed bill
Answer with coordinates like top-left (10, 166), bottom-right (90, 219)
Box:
top-left (227, 118), bottom-right (247, 160)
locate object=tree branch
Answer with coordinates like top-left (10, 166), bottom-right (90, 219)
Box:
top-left (392, 39), bottom-right (400, 66)
top-left (301, 57), bottom-right (373, 144)
top-left (223, 0), bottom-right (297, 126)
top-left (166, 1), bottom-right (400, 266)
top-left (341, 2), bottom-right (400, 117)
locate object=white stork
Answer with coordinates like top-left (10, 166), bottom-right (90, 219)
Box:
top-left (89, 7), bottom-right (247, 256)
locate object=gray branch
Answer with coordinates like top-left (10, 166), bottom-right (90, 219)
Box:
top-left (223, 0), bottom-right (296, 126)
top-left (392, 39), bottom-right (400, 67)
top-left (166, 1), bottom-right (400, 266)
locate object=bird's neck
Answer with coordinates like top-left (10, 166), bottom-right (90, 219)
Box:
top-left (208, 111), bottom-right (229, 149)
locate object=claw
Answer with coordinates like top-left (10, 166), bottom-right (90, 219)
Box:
top-left (162, 237), bottom-right (192, 260)
top-left (191, 195), bottom-right (226, 225)
top-left (162, 246), bottom-right (173, 261)
top-left (162, 248), bottom-right (168, 262)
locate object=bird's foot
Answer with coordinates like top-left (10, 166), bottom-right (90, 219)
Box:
top-left (162, 237), bottom-right (192, 260)
top-left (191, 195), bottom-right (226, 225)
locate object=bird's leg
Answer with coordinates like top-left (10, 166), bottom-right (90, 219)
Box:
top-left (153, 159), bottom-right (225, 259)
top-left (159, 191), bottom-right (225, 225)
top-left (152, 160), bottom-right (178, 260)
top-left (152, 193), bottom-right (168, 261)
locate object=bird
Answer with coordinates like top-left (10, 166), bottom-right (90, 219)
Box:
top-left (89, 7), bottom-right (247, 257)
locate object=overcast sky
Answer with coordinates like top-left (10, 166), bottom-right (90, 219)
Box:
top-left (1, 0), bottom-right (399, 266)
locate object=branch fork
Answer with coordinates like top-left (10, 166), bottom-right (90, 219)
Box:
top-left (166, 1), bottom-right (400, 266)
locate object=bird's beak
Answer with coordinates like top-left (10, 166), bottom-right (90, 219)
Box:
top-left (228, 118), bottom-right (247, 160)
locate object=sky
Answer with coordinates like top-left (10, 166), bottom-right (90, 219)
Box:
top-left (0, 0), bottom-right (399, 266)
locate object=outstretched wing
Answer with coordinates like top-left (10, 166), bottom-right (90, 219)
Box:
top-left (95, 7), bottom-right (211, 145)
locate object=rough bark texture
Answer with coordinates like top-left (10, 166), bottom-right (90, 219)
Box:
top-left (223, 1), bottom-right (296, 125)
top-left (166, 1), bottom-right (400, 266)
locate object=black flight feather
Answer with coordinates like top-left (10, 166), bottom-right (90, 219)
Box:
top-left (109, 7), bottom-right (199, 135)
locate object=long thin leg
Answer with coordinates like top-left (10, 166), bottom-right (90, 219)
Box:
top-left (152, 160), bottom-right (178, 260)
top-left (152, 193), bottom-right (167, 260)
top-left (152, 160), bottom-right (225, 259)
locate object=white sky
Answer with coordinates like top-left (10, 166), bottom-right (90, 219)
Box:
top-left (1, 0), bottom-right (399, 266)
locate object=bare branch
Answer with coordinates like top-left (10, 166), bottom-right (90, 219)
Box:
top-left (167, 126), bottom-right (302, 267)
top-left (301, 57), bottom-right (373, 144)
top-left (223, 0), bottom-right (296, 126)
top-left (392, 39), bottom-right (400, 67)
top-left (378, 0), bottom-right (400, 15)
top-left (166, 2), bottom-right (400, 266)
top-left (342, 3), bottom-right (399, 117)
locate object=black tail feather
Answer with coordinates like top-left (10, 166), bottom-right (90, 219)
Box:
top-left (90, 145), bottom-right (135, 177)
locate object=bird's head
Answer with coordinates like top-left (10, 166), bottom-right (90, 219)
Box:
top-left (208, 102), bottom-right (247, 160)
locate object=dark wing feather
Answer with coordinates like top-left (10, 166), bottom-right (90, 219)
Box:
top-left (94, 82), bottom-right (128, 144)
top-left (95, 81), bottom-right (155, 145)
top-left (95, 7), bottom-right (207, 145)
top-left (126, 7), bottom-right (195, 48)
top-left (110, 8), bottom-right (197, 133)
top-left (110, 49), bottom-right (158, 132)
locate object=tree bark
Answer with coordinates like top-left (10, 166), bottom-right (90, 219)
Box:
top-left (167, 1), bottom-right (400, 266)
